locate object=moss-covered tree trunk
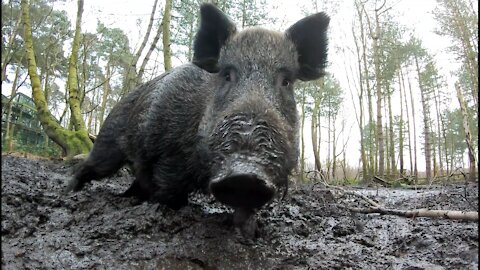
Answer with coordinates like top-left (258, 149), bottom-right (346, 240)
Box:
top-left (21, 0), bottom-right (92, 158)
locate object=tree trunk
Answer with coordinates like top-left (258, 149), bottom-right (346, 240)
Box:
top-left (387, 86), bottom-right (396, 178)
top-left (415, 55), bottom-right (432, 183)
top-left (21, 0), bottom-right (92, 158)
top-left (372, 9), bottom-right (385, 178)
top-left (162, 0), bottom-right (173, 71)
top-left (433, 85), bottom-right (444, 175)
top-left (67, 0), bottom-right (87, 132)
top-left (98, 63), bottom-right (112, 127)
top-left (1, 10), bottom-right (23, 83)
top-left (407, 72), bottom-right (418, 182)
top-left (137, 21), bottom-right (164, 82)
top-left (450, 1), bottom-right (478, 107)
top-left (311, 80), bottom-right (323, 172)
top-left (455, 82), bottom-right (477, 181)
top-left (332, 115), bottom-right (337, 181)
top-left (400, 67), bottom-right (413, 177)
top-left (124, 0), bottom-right (159, 93)
top-left (352, 23), bottom-right (368, 181)
top-left (355, 0), bottom-right (374, 179)
top-left (299, 87), bottom-right (306, 183)
top-left (398, 69), bottom-right (405, 176)
top-left (4, 65), bottom-right (22, 151)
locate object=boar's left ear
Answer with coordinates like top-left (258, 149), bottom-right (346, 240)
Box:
top-left (193, 4), bottom-right (237, 73)
top-left (286, 12), bottom-right (330, 81)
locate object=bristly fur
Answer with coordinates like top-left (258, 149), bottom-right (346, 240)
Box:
top-left (67, 3), bottom-right (330, 213)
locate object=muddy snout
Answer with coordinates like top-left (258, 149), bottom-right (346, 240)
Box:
top-left (209, 157), bottom-right (276, 209)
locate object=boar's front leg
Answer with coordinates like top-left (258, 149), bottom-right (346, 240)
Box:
top-left (123, 162), bottom-right (189, 210)
top-left (121, 163), bottom-right (154, 201)
top-left (66, 141), bottom-right (127, 192)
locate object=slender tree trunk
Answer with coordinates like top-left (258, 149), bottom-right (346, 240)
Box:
top-left (124, 0), bottom-right (159, 93)
top-left (398, 69), bottom-right (405, 176)
top-left (455, 82), bottom-right (477, 181)
top-left (300, 87), bottom-right (306, 182)
top-left (356, 0), bottom-right (375, 178)
top-left (186, 14), bottom-right (196, 62)
top-left (67, 0), bottom-right (86, 132)
top-left (332, 115), bottom-right (337, 181)
top-left (1, 10), bottom-right (23, 83)
top-left (450, 1), bottom-right (478, 106)
top-left (137, 21), bottom-right (164, 82)
top-left (162, 0), bottom-right (173, 71)
top-left (352, 24), bottom-right (368, 181)
top-left (372, 9), bottom-right (385, 178)
top-left (311, 80), bottom-right (323, 172)
top-left (387, 87), bottom-right (396, 178)
top-left (4, 65), bottom-right (22, 151)
top-left (407, 72), bottom-right (418, 182)
top-left (433, 85), bottom-right (444, 175)
top-left (415, 55), bottom-right (432, 183)
top-left (21, 0), bottom-right (92, 158)
top-left (98, 63), bottom-right (112, 127)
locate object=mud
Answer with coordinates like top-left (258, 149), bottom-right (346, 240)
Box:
top-left (1, 154), bottom-right (478, 269)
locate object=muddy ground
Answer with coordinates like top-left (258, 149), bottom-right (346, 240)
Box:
top-left (1, 154), bottom-right (478, 269)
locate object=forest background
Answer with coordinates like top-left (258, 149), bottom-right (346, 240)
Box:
top-left (1, 0), bottom-right (478, 184)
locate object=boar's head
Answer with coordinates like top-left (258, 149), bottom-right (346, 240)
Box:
top-left (194, 4), bottom-right (330, 211)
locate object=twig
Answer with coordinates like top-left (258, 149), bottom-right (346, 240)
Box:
top-left (342, 206), bottom-right (478, 222)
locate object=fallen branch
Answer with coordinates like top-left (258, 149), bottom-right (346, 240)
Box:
top-left (373, 176), bottom-right (391, 187)
top-left (342, 206), bottom-right (479, 222)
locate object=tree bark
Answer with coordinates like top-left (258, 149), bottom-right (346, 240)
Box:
top-left (162, 0), bottom-right (173, 71)
top-left (311, 80), bottom-right (323, 172)
top-left (433, 85), bottom-right (444, 176)
top-left (398, 69), bottom-right (404, 176)
top-left (414, 55), bottom-right (432, 183)
top-left (352, 22), bottom-right (368, 181)
top-left (67, 0), bottom-right (87, 132)
top-left (407, 72), bottom-right (418, 182)
top-left (21, 0), bottom-right (92, 158)
top-left (98, 62), bottom-right (112, 127)
top-left (455, 82), bottom-right (477, 181)
top-left (4, 65), bottom-right (22, 151)
top-left (300, 87), bottom-right (306, 183)
top-left (124, 0), bottom-right (159, 93)
top-left (355, 0), bottom-right (374, 179)
top-left (137, 21), bottom-right (164, 82)
top-left (372, 8), bottom-right (385, 178)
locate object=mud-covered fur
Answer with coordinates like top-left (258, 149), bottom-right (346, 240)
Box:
top-left (67, 4), bottom-right (330, 225)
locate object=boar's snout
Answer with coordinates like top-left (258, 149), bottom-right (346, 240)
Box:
top-left (209, 156), bottom-right (276, 209)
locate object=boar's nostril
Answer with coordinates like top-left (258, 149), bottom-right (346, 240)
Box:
top-left (210, 173), bottom-right (275, 209)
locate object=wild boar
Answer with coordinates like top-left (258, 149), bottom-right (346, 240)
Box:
top-left (66, 3), bottom-right (329, 238)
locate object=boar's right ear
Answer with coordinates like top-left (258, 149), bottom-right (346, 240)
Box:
top-left (192, 4), bottom-right (237, 73)
top-left (286, 12), bottom-right (330, 81)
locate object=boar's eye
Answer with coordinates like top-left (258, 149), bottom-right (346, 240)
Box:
top-left (276, 69), bottom-right (294, 89)
top-left (282, 78), bottom-right (291, 87)
top-left (221, 66), bottom-right (237, 83)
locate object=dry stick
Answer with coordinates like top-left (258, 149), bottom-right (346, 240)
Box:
top-left (313, 179), bottom-right (381, 208)
top-left (343, 206), bottom-right (479, 222)
top-left (312, 175), bottom-right (478, 222)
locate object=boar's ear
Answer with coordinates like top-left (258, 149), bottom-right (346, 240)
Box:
top-left (286, 12), bottom-right (330, 81)
top-left (193, 4), bottom-right (237, 73)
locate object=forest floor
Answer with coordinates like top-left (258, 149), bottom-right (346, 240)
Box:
top-left (1, 154), bottom-right (478, 269)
